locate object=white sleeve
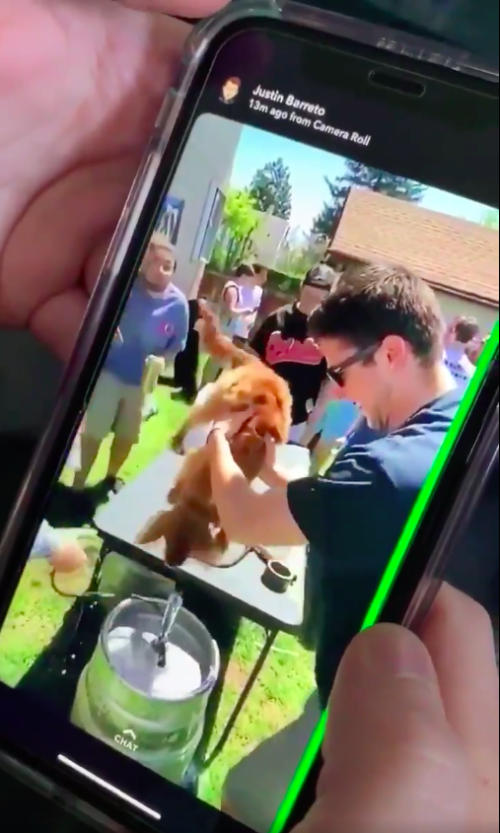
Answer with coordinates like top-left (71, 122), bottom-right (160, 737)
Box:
top-left (30, 521), bottom-right (60, 560)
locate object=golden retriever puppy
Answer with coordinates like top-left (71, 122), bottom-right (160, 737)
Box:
top-left (136, 306), bottom-right (292, 567)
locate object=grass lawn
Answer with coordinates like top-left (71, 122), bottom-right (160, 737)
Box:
top-left (0, 382), bottom-right (315, 808)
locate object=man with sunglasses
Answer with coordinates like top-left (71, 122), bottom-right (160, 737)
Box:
top-left (210, 263), bottom-right (462, 832)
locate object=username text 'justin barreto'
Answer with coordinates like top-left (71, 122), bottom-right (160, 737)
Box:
top-left (250, 85), bottom-right (371, 147)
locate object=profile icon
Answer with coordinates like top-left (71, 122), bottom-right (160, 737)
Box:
top-left (221, 77), bottom-right (241, 105)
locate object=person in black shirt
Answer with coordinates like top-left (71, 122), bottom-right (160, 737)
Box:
top-left (172, 298), bottom-right (201, 404)
top-left (250, 264), bottom-right (337, 443)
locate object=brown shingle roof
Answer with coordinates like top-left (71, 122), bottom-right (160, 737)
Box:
top-left (328, 188), bottom-right (499, 306)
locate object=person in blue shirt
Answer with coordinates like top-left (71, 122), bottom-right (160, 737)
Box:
top-left (75, 233), bottom-right (189, 489)
top-left (208, 262), bottom-right (462, 832)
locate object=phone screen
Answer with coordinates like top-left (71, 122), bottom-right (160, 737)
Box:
top-left (0, 22), bottom-right (498, 833)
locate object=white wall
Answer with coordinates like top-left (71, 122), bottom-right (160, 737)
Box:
top-left (437, 291), bottom-right (498, 335)
top-left (168, 115), bottom-right (243, 297)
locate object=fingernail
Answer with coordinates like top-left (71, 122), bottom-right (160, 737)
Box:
top-left (361, 625), bottom-right (436, 682)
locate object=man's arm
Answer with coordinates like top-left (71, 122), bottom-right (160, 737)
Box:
top-left (209, 428), bottom-right (396, 575)
top-left (164, 297), bottom-right (189, 358)
top-left (208, 428), bottom-right (306, 547)
top-left (259, 464), bottom-right (291, 489)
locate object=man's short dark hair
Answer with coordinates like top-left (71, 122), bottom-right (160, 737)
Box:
top-left (454, 316), bottom-right (480, 345)
top-left (308, 263), bottom-right (445, 365)
top-left (234, 263), bottom-right (255, 278)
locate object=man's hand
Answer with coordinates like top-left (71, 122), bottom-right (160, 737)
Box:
top-left (0, 0), bottom-right (226, 360)
top-left (296, 585), bottom-right (499, 833)
top-left (207, 409), bottom-right (256, 440)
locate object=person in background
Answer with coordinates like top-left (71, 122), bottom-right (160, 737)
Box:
top-left (466, 333), bottom-right (489, 366)
top-left (250, 264), bottom-right (337, 444)
top-left (201, 263), bottom-right (260, 385)
top-left (219, 262), bottom-right (259, 337)
top-left (169, 298), bottom-right (202, 406)
top-left (75, 233), bottom-right (189, 490)
top-left (443, 315), bottom-right (479, 390)
top-left (253, 264), bottom-right (268, 285)
top-left (30, 522), bottom-right (88, 575)
top-left (232, 263), bottom-right (267, 348)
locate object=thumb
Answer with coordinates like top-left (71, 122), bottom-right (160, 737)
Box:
top-left (302, 625), bottom-right (472, 833)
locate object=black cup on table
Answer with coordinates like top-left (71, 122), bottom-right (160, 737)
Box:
top-left (261, 560), bottom-right (297, 594)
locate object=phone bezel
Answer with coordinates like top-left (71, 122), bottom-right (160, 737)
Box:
top-left (0, 14), bottom-right (498, 833)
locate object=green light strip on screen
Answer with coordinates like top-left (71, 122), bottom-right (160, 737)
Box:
top-left (269, 321), bottom-right (499, 833)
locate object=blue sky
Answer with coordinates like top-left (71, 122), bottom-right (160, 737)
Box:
top-left (229, 125), bottom-right (492, 234)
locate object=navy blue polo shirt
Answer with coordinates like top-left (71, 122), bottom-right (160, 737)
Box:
top-left (288, 389), bottom-right (461, 709)
top-left (344, 417), bottom-right (381, 448)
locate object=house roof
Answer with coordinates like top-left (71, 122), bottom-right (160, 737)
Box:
top-left (328, 188), bottom-right (499, 306)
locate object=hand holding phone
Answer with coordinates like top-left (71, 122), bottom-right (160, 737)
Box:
top-left (0, 0), bottom-right (203, 359)
top-left (314, 585), bottom-right (498, 833)
top-left (0, 5), bottom-right (497, 833)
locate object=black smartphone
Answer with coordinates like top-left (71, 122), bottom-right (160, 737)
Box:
top-left (0, 4), bottom-right (498, 833)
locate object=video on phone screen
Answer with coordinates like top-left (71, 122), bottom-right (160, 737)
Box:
top-left (0, 111), bottom-right (498, 831)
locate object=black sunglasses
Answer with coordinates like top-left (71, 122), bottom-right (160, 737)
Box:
top-left (327, 343), bottom-right (380, 387)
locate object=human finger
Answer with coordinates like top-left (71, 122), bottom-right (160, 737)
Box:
top-left (420, 584), bottom-right (499, 829)
top-left (30, 288), bottom-right (89, 360)
top-left (264, 434), bottom-right (276, 463)
top-left (307, 624), bottom-right (472, 833)
top-left (220, 408), bottom-right (255, 438)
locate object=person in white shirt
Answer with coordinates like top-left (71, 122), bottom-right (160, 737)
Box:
top-left (202, 263), bottom-right (261, 385)
top-left (232, 264), bottom-right (267, 347)
top-left (443, 316), bottom-right (480, 392)
top-left (30, 521), bottom-right (88, 574)
top-left (467, 334), bottom-right (488, 366)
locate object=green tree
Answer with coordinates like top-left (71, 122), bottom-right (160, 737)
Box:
top-left (275, 231), bottom-right (323, 279)
top-left (210, 188), bottom-right (262, 272)
top-left (312, 160), bottom-right (428, 236)
top-left (481, 208), bottom-right (499, 230)
top-left (249, 158), bottom-right (293, 220)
